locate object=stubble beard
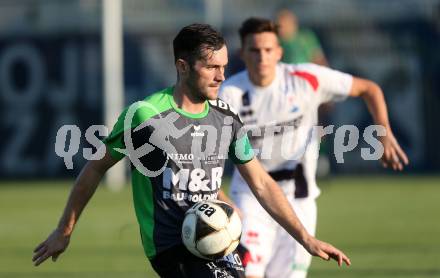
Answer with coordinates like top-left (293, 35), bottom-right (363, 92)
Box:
top-left (186, 71), bottom-right (210, 103)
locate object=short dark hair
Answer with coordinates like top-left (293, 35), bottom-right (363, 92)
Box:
top-left (173, 23), bottom-right (225, 66)
top-left (239, 17), bottom-right (279, 44)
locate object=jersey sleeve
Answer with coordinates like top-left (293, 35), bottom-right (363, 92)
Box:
top-left (228, 117), bottom-right (254, 165)
top-left (317, 65), bottom-right (353, 104)
top-left (299, 64), bottom-right (353, 104)
top-left (102, 109), bottom-right (129, 161)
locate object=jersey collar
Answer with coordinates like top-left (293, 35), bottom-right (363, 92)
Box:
top-left (167, 88), bottom-right (209, 119)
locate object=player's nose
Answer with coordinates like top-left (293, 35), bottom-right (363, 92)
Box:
top-left (255, 50), bottom-right (267, 62)
top-left (215, 68), bottom-right (225, 82)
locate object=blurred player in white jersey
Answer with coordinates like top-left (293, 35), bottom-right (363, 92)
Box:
top-left (219, 17), bottom-right (409, 278)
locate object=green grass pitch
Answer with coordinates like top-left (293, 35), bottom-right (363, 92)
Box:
top-left (1, 176), bottom-right (439, 278)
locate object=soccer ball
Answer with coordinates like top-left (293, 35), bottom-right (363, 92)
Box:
top-left (181, 200), bottom-right (242, 260)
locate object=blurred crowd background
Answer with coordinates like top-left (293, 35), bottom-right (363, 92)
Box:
top-left (0, 0), bottom-right (439, 179)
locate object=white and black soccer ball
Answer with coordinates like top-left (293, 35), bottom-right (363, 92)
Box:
top-left (181, 200), bottom-right (242, 260)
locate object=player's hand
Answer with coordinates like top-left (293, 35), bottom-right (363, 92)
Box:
top-left (380, 130), bottom-right (409, 171)
top-left (303, 236), bottom-right (351, 267)
top-left (32, 228), bottom-right (71, 266)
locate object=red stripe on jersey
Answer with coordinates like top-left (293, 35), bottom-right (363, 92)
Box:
top-left (290, 70), bottom-right (319, 92)
top-left (242, 251), bottom-right (262, 267)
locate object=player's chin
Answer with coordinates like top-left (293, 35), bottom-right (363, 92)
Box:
top-left (257, 69), bottom-right (271, 77)
top-left (205, 86), bottom-right (220, 100)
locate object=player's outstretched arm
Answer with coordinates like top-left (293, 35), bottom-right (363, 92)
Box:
top-left (236, 158), bottom-right (351, 267)
top-left (32, 146), bottom-right (119, 266)
top-left (349, 77), bottom-right (409, 170)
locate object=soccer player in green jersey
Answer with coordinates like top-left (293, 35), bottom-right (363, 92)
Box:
top-left (33, 24), bottom-right (350, 277)
top-left (276, 9), bottom-right (327, 66)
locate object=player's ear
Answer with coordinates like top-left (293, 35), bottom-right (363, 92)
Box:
top-left (276, 44), bottom-right (283, 61)
top-left (176, 59), bottom-right (190, 76)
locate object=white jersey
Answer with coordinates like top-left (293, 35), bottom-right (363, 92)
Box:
top-left (220, 63), bottom-right (352, 199)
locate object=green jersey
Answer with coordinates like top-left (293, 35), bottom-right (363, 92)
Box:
top-left (103, 87), bottom-right (253, 259)
top-left (280, 29), bottom-right (323, 64)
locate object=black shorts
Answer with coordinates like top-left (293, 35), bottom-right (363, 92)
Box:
top-left (149, 245), bottom-right (245, 278)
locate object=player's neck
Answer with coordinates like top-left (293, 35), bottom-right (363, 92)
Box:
top-left (284, 30), bottom-right (298, 41)
top-left (173, 83), bottom-right (206, 114)
top-left (248, 71), bottom-right (276, 87)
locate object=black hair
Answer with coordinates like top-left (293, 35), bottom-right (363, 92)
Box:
top-left (173, 23), bottom-right (225, 66)
top-left (239, 17), bottom-right (279, 44)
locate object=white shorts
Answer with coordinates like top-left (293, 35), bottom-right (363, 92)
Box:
top-left (231, 187), bottom-right (317, 278)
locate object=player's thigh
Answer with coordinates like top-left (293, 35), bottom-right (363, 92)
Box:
top-left (293, 198), bottom-right (317, 269)
top-left (264, 225), bottom-right (297, 278)
top-left (149, 246), bottom-right (187, 278)
top-left (266, 231), bottom-right (311, 278)
top-left (240, 230), bottom-right (275, 278)
top-left (265, 198), bottom-right (317, 278)
top-left (233, 191), bottom-right (276, 251)
top-left (292, 198), bottom-right (317, 235)
top-left (184, 251), bottom-right (245, 278)
top-left (234, 193), bottom-right (277, 277)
